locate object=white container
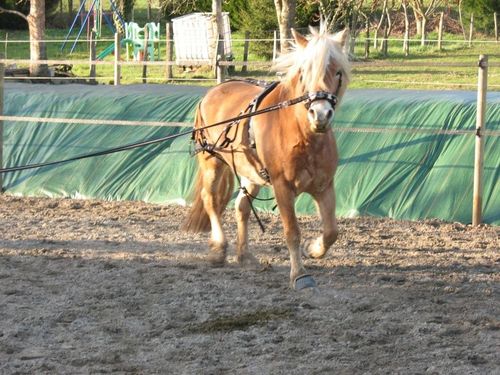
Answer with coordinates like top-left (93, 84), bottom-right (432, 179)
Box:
top-left (172, 12), bottom-right (232, 65)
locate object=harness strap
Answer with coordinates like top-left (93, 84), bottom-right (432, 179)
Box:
top-left (230, 146), bottom-right (266, 233)
top-left (248, 81), bottom-right (280, 148)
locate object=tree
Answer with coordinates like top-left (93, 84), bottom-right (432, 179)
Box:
top-left (159, 0), bottom-right (210, 19)
top-left (401, 0), bottom-right (411, 55)
top-left (274, 0), bottom-right (297, 52)
top-left (0, 0), bottom-right (50, 77)
top-left (239, 0), bottom-right (277, 59)
top-left (463, 0), bottom-right (500, 34)
top-left (213, 0), bottom-right (224, 44)
top-left (410, 0), bottom-right (444, 45)
top-left (212, 0), bottom-right (225, 72)
top-left (117, 0), bottom-right (134, 21)
top-left (294, 0), bottom-right (366, 55)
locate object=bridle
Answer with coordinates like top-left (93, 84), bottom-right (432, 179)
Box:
top-left (305, 91), bottom-right (338, 110)
top-left (303, 71), bottom-right (343, 110)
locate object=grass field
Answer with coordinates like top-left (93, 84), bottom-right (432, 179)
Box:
top-left (1, 14), bottom-right (498, 90)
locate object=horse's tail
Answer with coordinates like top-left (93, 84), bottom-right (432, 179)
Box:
top-left (182, 104), bottom-right (234, 233)
top-left (182, 168), bottom-right (211, 232)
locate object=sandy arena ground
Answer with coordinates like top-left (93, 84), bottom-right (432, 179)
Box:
top-left (0, 194), bottom-right (498, 374)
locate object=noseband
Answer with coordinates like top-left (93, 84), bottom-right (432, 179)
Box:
top-left (305, 91), bottom-right (338, 110)
top-left (303, 71), bottom-right (343, 110)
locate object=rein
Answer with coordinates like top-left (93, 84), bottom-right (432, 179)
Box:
top-left (0, 90), bottom-right (330, 175)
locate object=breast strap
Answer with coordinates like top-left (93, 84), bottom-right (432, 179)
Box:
top-left (247, 81), bottom-right (280, 148)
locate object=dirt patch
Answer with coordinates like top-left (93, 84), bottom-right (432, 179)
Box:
top-left (0, 195), bottom-right (498, 374)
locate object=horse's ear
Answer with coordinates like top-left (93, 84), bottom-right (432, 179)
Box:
top-left (335, 28), bottom-right (350, 48)
top-left (291, 28), bottom-right (308, 49)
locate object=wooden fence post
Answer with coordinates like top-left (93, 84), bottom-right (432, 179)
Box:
top-left (242, 31), bottom-right (250, 73)
top-left (495, 12), bottom-right (498, 43)
top-left (114, 32), bottom-right (121, 86)
top-left (437, 12), bottom-right (444, 50)
top-left (472, 55), bottom-right (488, 226)
top-left (165, 23), bottom-right (173, 80)
top-left (89, 30), bottom-right (96, 83)
top-left (0, 55), bottom-right (3, 193)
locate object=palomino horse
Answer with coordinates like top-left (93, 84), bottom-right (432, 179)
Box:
top-left (183, 24), bottom-right (351, 290)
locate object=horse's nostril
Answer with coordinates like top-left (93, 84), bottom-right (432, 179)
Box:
top-left (308, 108), bottom-right (315, 117)
top-left (327, 109), bottom-right (333, 119)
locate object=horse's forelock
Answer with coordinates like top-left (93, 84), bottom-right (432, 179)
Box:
top-left (273, 27), bottom-right (351, 94)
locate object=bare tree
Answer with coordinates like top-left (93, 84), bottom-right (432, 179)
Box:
top-left (401, 0), bottom-right (411, 55)
top-left (381, 3), bottom-right (393, 55)
top-left (410, 0), bottom-right (444, 45)
top-left (212, 0), bottom-right (226, 75)
top-left (0, 0), bottom-right (49, 77)
top-left (314, 0), bottom-right (366, 55)
top-left (68, 0), bottom-right (74, 23)
top-left (457, 0), bottom-right (467, 40)
top-left (274, 0), bottom-right (297, 52)
top-left (374, 0), bottom-right (388, 48)
top-left (159, 0), bottom-right (199, 17)
top-left (212, 0), bottom-right (224, 44)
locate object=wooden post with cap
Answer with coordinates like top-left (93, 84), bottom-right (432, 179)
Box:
top-left (472, 55), bottom-right (488, 226)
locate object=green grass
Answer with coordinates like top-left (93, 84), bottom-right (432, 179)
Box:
top-left (1, 23), bottom-right (498, 89)
top-left (349, 38), bottom-right (499, 90)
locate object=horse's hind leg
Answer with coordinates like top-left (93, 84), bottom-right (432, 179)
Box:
top-left (304, 183), bottom-right (338, 259)
top-left (235, 177), bottom-right (261, 268)
top-left (199, 156), bottom-right (233, 266)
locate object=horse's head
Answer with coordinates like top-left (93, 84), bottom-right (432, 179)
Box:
top-left (274, 24), bottom-right (351, 134)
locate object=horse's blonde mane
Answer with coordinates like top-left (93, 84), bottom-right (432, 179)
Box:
top-left (273, 24), bottom-right (351, 93)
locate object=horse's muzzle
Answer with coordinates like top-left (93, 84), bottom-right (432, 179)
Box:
top-left (308, 104), bottom-right (334, 133)
top-left (311, 122), bottom-right (329, 133)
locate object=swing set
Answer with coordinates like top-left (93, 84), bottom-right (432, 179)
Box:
top-left (60, 0), bottom-right (160, 61)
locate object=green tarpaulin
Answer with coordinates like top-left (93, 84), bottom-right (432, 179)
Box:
top-left (3, 83), bottom-right (499, 224)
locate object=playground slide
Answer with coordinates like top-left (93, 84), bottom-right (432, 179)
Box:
top-left (96, 43), bottom-right (116, 60)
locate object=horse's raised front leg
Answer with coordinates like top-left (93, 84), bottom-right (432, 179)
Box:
top-left (304, 183), bottom-right (338, 259)
top-left (235, 177), bottom-right (261, 268)
top-left (273, 182), bottom-right (313, 289)
top-left (200, 158), bottom-right (232, 266)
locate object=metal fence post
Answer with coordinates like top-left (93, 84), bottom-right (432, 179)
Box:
top-left (472, 55), bottom-right (488, 226)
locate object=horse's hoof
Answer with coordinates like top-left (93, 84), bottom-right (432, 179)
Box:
top-left (294, 274), bottom-right (317, 291)
top-left (303, 240), bottom-right (327, 259)
top-left (301, 240), bottom-right (312, 258)
top-left (207, 252), bottom-right (226, 267)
